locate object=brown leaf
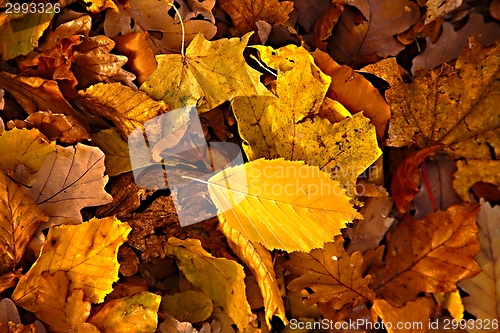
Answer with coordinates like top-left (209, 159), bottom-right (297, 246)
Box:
top-left (369, 203), bottom-right (481, 307)
top-left (0, 271), bottom-right (22, 295)
top-left (328, 0), bottom-right (420, 64)
top-left (112, 33), bottom-right (157, 85)
top-left (421, 0), bottom-right (463, 24)
top-left (291, 0), bottom-right (332, 33)
top-left (411, 13), bottom-right (500, 73)
top-left (284, 235), bottom-right (376, 309)
top-left (0, 322), bottom-right (39, 333)
top-left (492, 0), bottom-right (500, 20)
top-left (312, 3), bottom-right (344, 51)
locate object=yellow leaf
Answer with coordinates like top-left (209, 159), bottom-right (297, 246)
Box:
top-left (82, 0), bottom-right (118, 13)
top-left (373, 297), bottom-right (436, 333)
top-left (160, 290), bottom-right (213, 323)
top-left (13, 144), bottom-right (112, 228)
top-left (12, 217), bottom-right (131, 312)
top-left (453, 160), bottom-right (500, 201)
top-left (433, 291), bottom-right (464, 321)
top-left (284, 235), bottom-right (376, 308)
top-left (208, 158), bottom-right (361, 252)
top-left (459, 200), bottom-right (500, 333)
top-left (78, 83), bottom-right (169, 137)
top-left (140, 32), bottom-right (272, 113)
top-left (88, 292), bottom-right (161, 333)
top-left (219, 218), bottom-right (287, 327)
top-left (165, 237), bottom-right (252, 330)
top-left (0, 128), bottom-right (55, 172)
top-left (0, 170), bottom-right (48, 274)
top-left (34, 271), bottom-right (99, 333)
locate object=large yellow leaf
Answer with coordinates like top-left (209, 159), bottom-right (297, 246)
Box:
top-left (13, 144), bottom-right (112, 228)
top-left (0, 128), bottom-right (55, 173)
top-left (140, 32), bottom-right (272, 113)
top-left (208, 158), bottom-right (361, 252)
top-left (88, 292), bottom-right (161, 333)
top-left (0, 170), bottom-right (48, 274)
top-left (284, 235), bottom-right (376, 308)
top-left (218, 218), bottom-right (286, 327)
top-left (12, 217), bottom-right (131, 312)
top-left (458, 200), bottom-right (500, 333)
top-left (453, 160), bottom-right (500, 202)
top-left (165, 237), bottom-right (252, 331)
top-left (160, 290), bottom-right (213, 323)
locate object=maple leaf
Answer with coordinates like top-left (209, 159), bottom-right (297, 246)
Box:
top-left (12, 217), bottom-right (131, 312)
top-left (327, 0), bottom-right (420, 64)
top-left (140, 32), bottom-right (272, 113)
top-left (458, 200), bottom-right (500, 331)
top-left (369, 203), bottom-right (481, 307)
top-left (13, 144), bottom-right (112, 228)
top-left (78, 83), bottom-right (169, 137)
top-left (284, 235), bottom-right (376, 309)
top-left (208, 159), bottom-right (361, 252)
top-left (104, 0), bottom-right (217, 54)
top-left (88, 292), bottom-right (161, 333)
top-left (0, 170), bottom-right (48, 274)
top-left (0, 128), bottom-right (55, 173)
top-left (160, 290), bottom-right (213, 323)
top-left (165, 237), bottom-right (252, 330)
top-left (8, 111), bottom-right (90, 145)
top-left (34, 271), bottom-right (99, 333)
top-left (218, 218), bottom-right (287, 327)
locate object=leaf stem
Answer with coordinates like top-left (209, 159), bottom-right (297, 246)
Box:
top-left (165, 1), bottom-right (185, 56)
top-left (421, 160), bottom-right (437, 212)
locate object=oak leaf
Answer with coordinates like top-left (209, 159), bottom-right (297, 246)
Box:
top-left (0, 128), bottom-right (55, 173)
top-left (88, 292), bottom-right (161, 333)
top-left (369, 203), bottom-right (481, 307)
top-left (284, 235), bottom-right (376, 309)
top-left (160, 290), bottom-right (213, 323)
top-left (13, 144), bottom-right (112, 228)
top-left (327, 0), bottom-right (420, 64)
top-left (104, 0), bottom-right (217, 54)
top-left (12, 217), bottom-right (131, 312)
top-left (165, 237), bottom-right (252, 330)
top-left (218, 218), bottom-right (287, 327)
top-left (208, 159), bottom-right (361, 252)
top-left (78, 83), bottom-right (169, 137)
top-left (140, 32), bottom-right (271, 113)
top-left (458, 200), bottom-right (500, 332)
top-left (34, 271), bottom-right (99, 333)
top-left (113, 33), bottom-right (157, 85)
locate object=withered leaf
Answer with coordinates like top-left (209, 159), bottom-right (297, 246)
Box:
top-left (160, 290), bottom-right (213, 323)
top-left (453, 160), bottom-right (500, 202)
top-left (369, 203), bottom-right (481, 307)
top-left (291, 0), bottom-right (331, 32)
top-left (421, 0), bottom-right (463, 24)
top-left (113, 33), bottom-right (157, 85)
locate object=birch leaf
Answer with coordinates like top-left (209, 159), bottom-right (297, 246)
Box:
top-left (12, 217), bottom-right (131, 312)
top-left (208, 158), bottom-right (361, 252)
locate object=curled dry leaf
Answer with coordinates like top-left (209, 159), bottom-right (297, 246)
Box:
top-left (165, 237), bottom-right (252, 331)
top-left (12, 217), bottom-right (131, 312)
top-left (0, 170), bottom-right (48, 274)
top-left (0, 128), bottom-right (55, 173)
top-left (104, 0), bottom-right (217, 54)
top-left (13, 143), bottom-right (112, 228)
top-left (218, 218), bottom-right (287, 327)
top-left (140, 32), bottom-right (272, 113)
top-left (459, 200), bottom-right (500, 331)
top-left (208, 159), bottom-right (361, 252)
top-left (7, 111), bottom-right (90, 144)
top-left (369, 203), bottom-right (481, 307)
top-left (312, 3), bottom-right (344, 51)
top-left (284, 235), bottom-right (376, 309)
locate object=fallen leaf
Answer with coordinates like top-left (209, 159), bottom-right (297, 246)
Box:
top-left (369, 203), bottom-right (481, 307)
top-left (218, 218), bottom-right (287, 327)
top-left (411, 13), bottom-right (500, 73)
top-left (291, 0), bottom-right (332, 32)
top-left (12, 217), bottom-right (131, 312)
top-left (372, 296), bottom-right (436, 333)
top-left (160, 290), bottom-right (213, 323)
top-left (312, 3), bottom-right (344, 51)
top-left (0, 170), bottom-right (48, 274)
top-left (0, 321), bottom-right (39, 333)
top-left (34, 271), bottom-right (99, 333)
top-left (0, 271), bottom-right (23, 295)
top-left (103, 0), bottom-right (217, 54)
top-left (453, 160), bottom-right (500, 202)
top-left (113, 32), bottom-right (157, 85)
top-left (78, 83), bottom-right (169, 137)
top-left (458, 200), bottom-right (500, 332)
top-left (159, 314), bottom-right (198, 333)
top-left (0, 128), bottom-right (55, 173)
top-left (434, 291), bottom-right (464, 321)
top-left (7, 111), bottom-right (90, 144)
top-left (82, 0), bottom-right (117, 13)
top-left (421, 0), bottom-right (463, 24)
top-left (208, 158), bottom-right (361, 252)
top-left (284, 235), bottom-right (376, 308)
top-left (13, 143), bottom-right (112, 228)
top-left (165, 237), bottom-right (252, 330)
top-left (217, 0), bottom-right (294, 38)
top-left (492, 0), bottom-right (500, 20)
top-left (327, 0), bottom-right (420, 64)
top-left (140, 32), bottom-right (272, 113)
top-left (88, 292), bottom-right (161, 333)
top-left (0, 298), bottom-right (21, 325)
